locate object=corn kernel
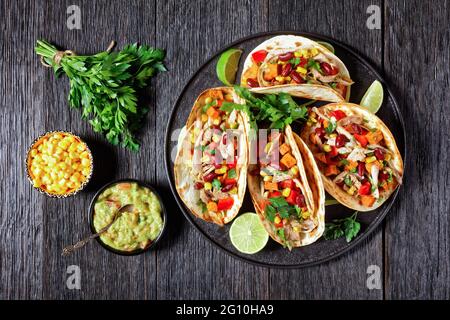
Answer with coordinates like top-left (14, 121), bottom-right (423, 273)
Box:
top-left (204, 182), bottom-right (212, 190)
top-left (263, 175), bottom-right (272, 182)
top-left (204, 97), bottom-right (212, 104)
top-left (275, 76), bottom-right (284, 82)
top-left (310, 48), bottom-right (319, 56)
top-left (296, 67), bottom-right (307, 74)
top-left (215, 166), bottom-right (227, 175)
top-left (201, 114), bottom-right (208, 122)
top-left (229, 187), bottom-right (238, 195)
top-left (329, 133), bottom-right (337, 138)
top-left (282, 187), bottom-right (291, 197)
top-left (212, 118), bottom-right (221, 126)
top-left (225, 94), bottom-right (233, 102)
top-left (274, 216), bottom-right (281, 224)
top-left (302, 211), bottom-right (311, 219)
top-left (323, 144), bottom-right (332, 152)
top-left (81, 158), bottom-right (90, 167)
top-left (294, 51), bottom-right (302, 58)
top-left (289, 165), bottom-right (299, 176)
top-left (77, 144), bottom-right (86, 152)
top-left (347, 186), bottom-right (356, 195)
top-left (293, 226), bottom-right (300, 232)
top-left (384, 153), bottom-right (391, 161)
top-left (365, 156), bottom-right (377, 163)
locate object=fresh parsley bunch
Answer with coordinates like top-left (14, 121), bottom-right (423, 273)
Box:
top-left (220, 86), bottom-right (311, 131)
top-left (35, 40), bottom-right (167, 151)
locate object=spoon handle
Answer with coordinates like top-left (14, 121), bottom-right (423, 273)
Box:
top-left (61, 233), bottom-right (100, 256)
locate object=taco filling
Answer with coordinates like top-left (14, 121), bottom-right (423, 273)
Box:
top-left (243, 48), bottom-right (353, 98)
top-left (306, 107), bottom-right (402, 208)
top-left (190, 90), bottom-right (242, 221)
top-left (251, 131), bottom-right (317, 245)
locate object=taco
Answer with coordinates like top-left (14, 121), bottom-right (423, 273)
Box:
top-left (247, 125), bottom-right (325, 248)
top-left (300, 103), bottom-right (404, 211)
top-left (174, 87), bottom-right (249, 225)
top-left (241, 35), bottom-right (353, 102)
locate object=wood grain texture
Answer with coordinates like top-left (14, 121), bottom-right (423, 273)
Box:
top-left (38, 0), bottom-right (156, 299)
top-left (383, 0), bottom-right (450, 299)
top-left (0, 0), bottom-right (448, 300)
top-left (267, 0), bottom-right (384, 299)
top-left (0, 0), bottom-right (46, 300)
top-left (154, 0), bottom-right (271, 300)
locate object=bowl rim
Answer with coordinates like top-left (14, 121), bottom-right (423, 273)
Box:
top-left (25, 130), bottom-right (94, 198)
top-left (88, 178), bottom-right (167, 256)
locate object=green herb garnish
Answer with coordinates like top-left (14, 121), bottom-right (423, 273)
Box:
top-left (35, 40), bottom-right (166, 151)
top-left (289, 57), bottom-right (301, 66)
top-left (227, 168), bottom-right (237, 179)
top-left (265, 204), bottom-right (277, 222)
top-left (324, 212), bottom-right (361, 242)
top-left (212, 179), bottom-right (221, 190)
top-left (325, 120), bottom-right (337, 134)
top-left (223, 86), bottom-right (309, 131)
top-left (307, 59), bottom-right (321, 71)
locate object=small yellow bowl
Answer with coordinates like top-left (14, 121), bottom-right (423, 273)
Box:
top-left (26, 131), bottom-right (94, 198)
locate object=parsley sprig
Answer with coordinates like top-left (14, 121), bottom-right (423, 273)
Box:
top-left (220, 86), bottom-right (311, 131)
top-left (324, 212), bottom-right (361, 242)
top-left (35, 40), bottom-right (167, 151)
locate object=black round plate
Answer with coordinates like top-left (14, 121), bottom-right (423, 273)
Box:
top-left (164, 31), bottom-right (405, 268)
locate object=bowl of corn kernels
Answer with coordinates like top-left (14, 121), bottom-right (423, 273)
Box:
top-left (26, 131), bottom-right (93, 198)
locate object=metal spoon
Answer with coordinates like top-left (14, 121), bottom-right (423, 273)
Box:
top-left (61, 204), bottom-right (134, 256)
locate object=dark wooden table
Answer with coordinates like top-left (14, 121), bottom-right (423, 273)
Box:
top-left (1, 0), bottom-right (449, 300)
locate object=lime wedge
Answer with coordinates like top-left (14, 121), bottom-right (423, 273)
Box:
top-left (360, 80), bottom-right (384, 114)
top-left (229, 212), bottom-right (268, 254)
top-left (216, 48), bottom-right (242, 86)
top-left (317, 41), bottom-right (335, 54)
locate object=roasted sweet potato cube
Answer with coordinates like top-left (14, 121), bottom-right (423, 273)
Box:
top-left (279, 143), bottom-right (291, 156)
top-left (360, 195), bottom-right (376, 207)
top-left (263, 63), bottom-right (279, 81)
top-left (264, 181), bottom-right (279, 191)
top-left (280, 153), bottom-right (297, 169)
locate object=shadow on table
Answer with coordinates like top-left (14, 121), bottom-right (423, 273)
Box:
top-left (153, 183), bottom-right (185, 250)
top-left (83, 138), bottom-right (118, 192)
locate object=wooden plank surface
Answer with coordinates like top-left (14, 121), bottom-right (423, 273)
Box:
top-left (38, 0), bottom-right (157, 299)
top-left (0, 0), bottom-right (45, 300)
top-left (0, 0), bottom-right (448, 300)
top-left (383, 0), bottom-right (450, 299)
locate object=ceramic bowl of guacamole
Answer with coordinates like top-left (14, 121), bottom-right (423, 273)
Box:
top-left (89, 179), bottom-right (167, 255)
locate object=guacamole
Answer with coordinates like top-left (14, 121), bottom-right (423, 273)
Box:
top-left (93, 182), bottom-right (163, 252)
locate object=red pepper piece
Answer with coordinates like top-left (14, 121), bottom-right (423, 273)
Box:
top-left (358, 181), bottom-right (372, 196)
top-left (330, 110), bottom-right (346, 121)
top-left (252, 50), bottom-right (268, 63)
top-left (279, 179), bottom-right (295, 189)
top-left (217, 197), bottom-right (234, 211)
top-left (354, 134), bottom-right (368, 147)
